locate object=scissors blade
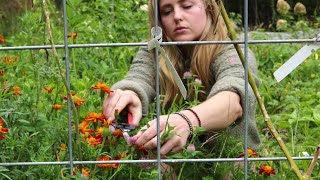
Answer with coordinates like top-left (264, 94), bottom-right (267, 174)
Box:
top-left (273, 43), bottom-right (320, 82)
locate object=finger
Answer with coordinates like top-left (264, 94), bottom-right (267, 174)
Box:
top-left (170, 146), bottom-right (183, 154)
top-left (115, 94), bottom-right (133, 115)
top-left (124, 91), bottom-right (142, 126)
top-left (143, 131), bottom-right (166, 150)
top-left (159, 135), bottom-right (183, 156)
top-left (133, 125), bottom-right (147, 139)
top-left (134, 121), bottom-right (161, 147)
top-left (131, 110), bottom-right (142, 127)
top-left (134, 120), bottom-right (157, 136)
top-left (102, 90), bottom-right (121, 120)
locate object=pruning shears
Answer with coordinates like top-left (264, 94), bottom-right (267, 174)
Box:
top-left (112, 109), bottom-right (135, 142)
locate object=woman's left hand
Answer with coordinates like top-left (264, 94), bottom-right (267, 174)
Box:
top-left (132, 113), bottom-right (191, 156)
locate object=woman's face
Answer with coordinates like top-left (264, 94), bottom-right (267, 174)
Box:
top-left (159, 0), bottom-right (207, 42)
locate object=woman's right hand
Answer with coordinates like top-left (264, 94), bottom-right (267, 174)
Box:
top-left (102, 89), bottom-right (142, 126)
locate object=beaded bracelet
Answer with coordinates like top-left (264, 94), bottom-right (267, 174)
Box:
top-left (173, 112), bottom-right (193, 140)
top-left (184, 108), bottom-right (201, 127)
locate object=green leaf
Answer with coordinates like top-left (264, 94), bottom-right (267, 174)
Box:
top-left (0, 173), bottom-right (12, 180)
top-left (17, 119), bottom-right (30, 124)
top-left (67, 0), bottom-right (82, 8)
top-left (0, 166), bottom-right (10, 172)
top-left (202, 176), bottom-right (214, 180)
top-left (66, 4), bottom-right (74, 19)
top-left (313, 105), bottom-right (320, 125)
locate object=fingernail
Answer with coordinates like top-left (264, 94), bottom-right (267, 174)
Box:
top-left (129, 135), bottom-right (139, 144)
top-left (109, 125), bottom-right (115, 132)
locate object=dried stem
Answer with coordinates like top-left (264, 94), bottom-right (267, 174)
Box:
top-left (42, 0), bottom-right (81, 160)
top-left (304, 144), bottom-right (320, 179)
top-left (218, 1), bottom-right (305, 179)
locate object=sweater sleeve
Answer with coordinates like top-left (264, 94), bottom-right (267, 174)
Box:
top-left (208, 44), bottom-right (260, 98)
top-left (111, 47), bottom-right (156, 116)
top-left (208, 44), bottom-right (261, 149)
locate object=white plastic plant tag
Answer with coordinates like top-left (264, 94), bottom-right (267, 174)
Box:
top-left (273, 36), bottom-right (320, 82)
top-left (299, 151), bottom-right (310, 157)
top-left (148, 26), bottom-right (187, 99)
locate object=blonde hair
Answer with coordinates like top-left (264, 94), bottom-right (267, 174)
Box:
top-left (148, 0), bottom-right (228, 108)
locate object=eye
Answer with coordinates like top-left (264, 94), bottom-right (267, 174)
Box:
top-left (182, 2), bottom-right (193, 9)
top-left (160, 8), bottom-right (172, 16)
top-left (182, 5), bottom-right (192, 9)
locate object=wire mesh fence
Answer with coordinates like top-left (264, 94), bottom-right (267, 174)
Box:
top-left (0, 0), bottom-right (319, 179)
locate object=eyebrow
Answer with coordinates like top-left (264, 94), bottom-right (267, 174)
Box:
top-left (159, 0), bottom-right (189, 9)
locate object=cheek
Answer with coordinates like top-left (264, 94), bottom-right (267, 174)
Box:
top-left (194, 13), bottom-right (207, 31)
top-left (161, 18), bottom-right (172, 32)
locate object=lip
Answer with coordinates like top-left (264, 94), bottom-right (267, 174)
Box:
top-left (174, 27), bottom-right (187, 33)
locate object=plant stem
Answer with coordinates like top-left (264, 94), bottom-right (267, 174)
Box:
top-left (130, 154), bottom-right (133, 180)
top-left (177, 162), bottom-right (186, 179)
top-left (72, 38), bottom-right (77, 78)
top-left (42, 0), bottom-right (81, 164)
top-left (218, 1), bottom-right (305, 179)
top-left (304, 144), bottom-right (320, 179)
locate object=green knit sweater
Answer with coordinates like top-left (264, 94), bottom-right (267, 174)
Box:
top-left (111, 44), bottom-right (261, 150)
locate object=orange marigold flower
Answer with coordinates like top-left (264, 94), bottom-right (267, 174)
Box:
top-left (12, 86), bottom-right (20, 91)
top-left (0, 119), bottom-right (8, 133)
top-left (239, 148), bottom-right (259, 158)
top-left (95, 127), bottom-right (104, 135)
top-left (99, 118), bottom-right (113, 126)
top-left (259, 164), bottom-right (276, 176)
top-left (52, 104), bottom-right (63, 110)
top-left (96, 127), bottom-right (110, 137)
top-left (60, 143), bottom-right (67, 151)
top-left (81, 167), bottom-right (91, 178)
top-left (67, 32), bottom-right (77, 39)
top-left (12, 86), bottom-right (22, 96)
top-left (2, 81), bottom-right (8, 92)
top-left (82, 112), bottom-right (105, 123)
top-left (79, 121), bottom-right (95, 135)
top-left (91, 82), bottom-right (113, 94)
top-left (106, 119), bottom-right (113, 126)
top-left (97, 156), bottom-right (119, 169)
top-left (0, 135), bottom-right (5, 140)
top-left (0, 118), bottom-right (8, 140)
top-left (1, 56), bottom-right (18, 64)
top-left (73, 166), bottom-right (91, 178)
top-left (64, 94), bottom-right (85, 107)
top-left (75, 96), bottom-right (85, 107)
top-left (114, 152), bottom-right (126, 160)
top-left (0, 69), bottom-right (4, 76)
top-left (86, 135), bottom-right (102, 147)
top-left (0, 35), bottom-right (6, 43)
top-left (112, 128), bottom-right (123, 138)
top-left (135, 145), bottom-right (148, 155)
top-left (44, 87), bottom-right (54, 93)
top-left (63, 93), bottom-right (75, 101)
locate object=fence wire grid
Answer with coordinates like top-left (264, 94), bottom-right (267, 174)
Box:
top-left (0, 0), bottom-right (319, 179)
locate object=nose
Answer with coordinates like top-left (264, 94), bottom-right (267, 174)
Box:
top-left (173, 8), bottom-right (183, 22)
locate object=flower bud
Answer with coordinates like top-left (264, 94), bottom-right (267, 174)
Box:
top-left (187, 144), bottom-right (196, 152)
top-left (293, 2), bottom-right (307, 15)
top-left (276, 19), bottom-right (288, 31)
top-left (276, 0), bottom-right (290, 15)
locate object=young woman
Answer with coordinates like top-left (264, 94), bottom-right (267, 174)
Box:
top-left (103, 0), bottom-right (261, 156)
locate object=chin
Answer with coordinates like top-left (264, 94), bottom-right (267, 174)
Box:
top-left (172, 38), bottom-right (193, 42)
